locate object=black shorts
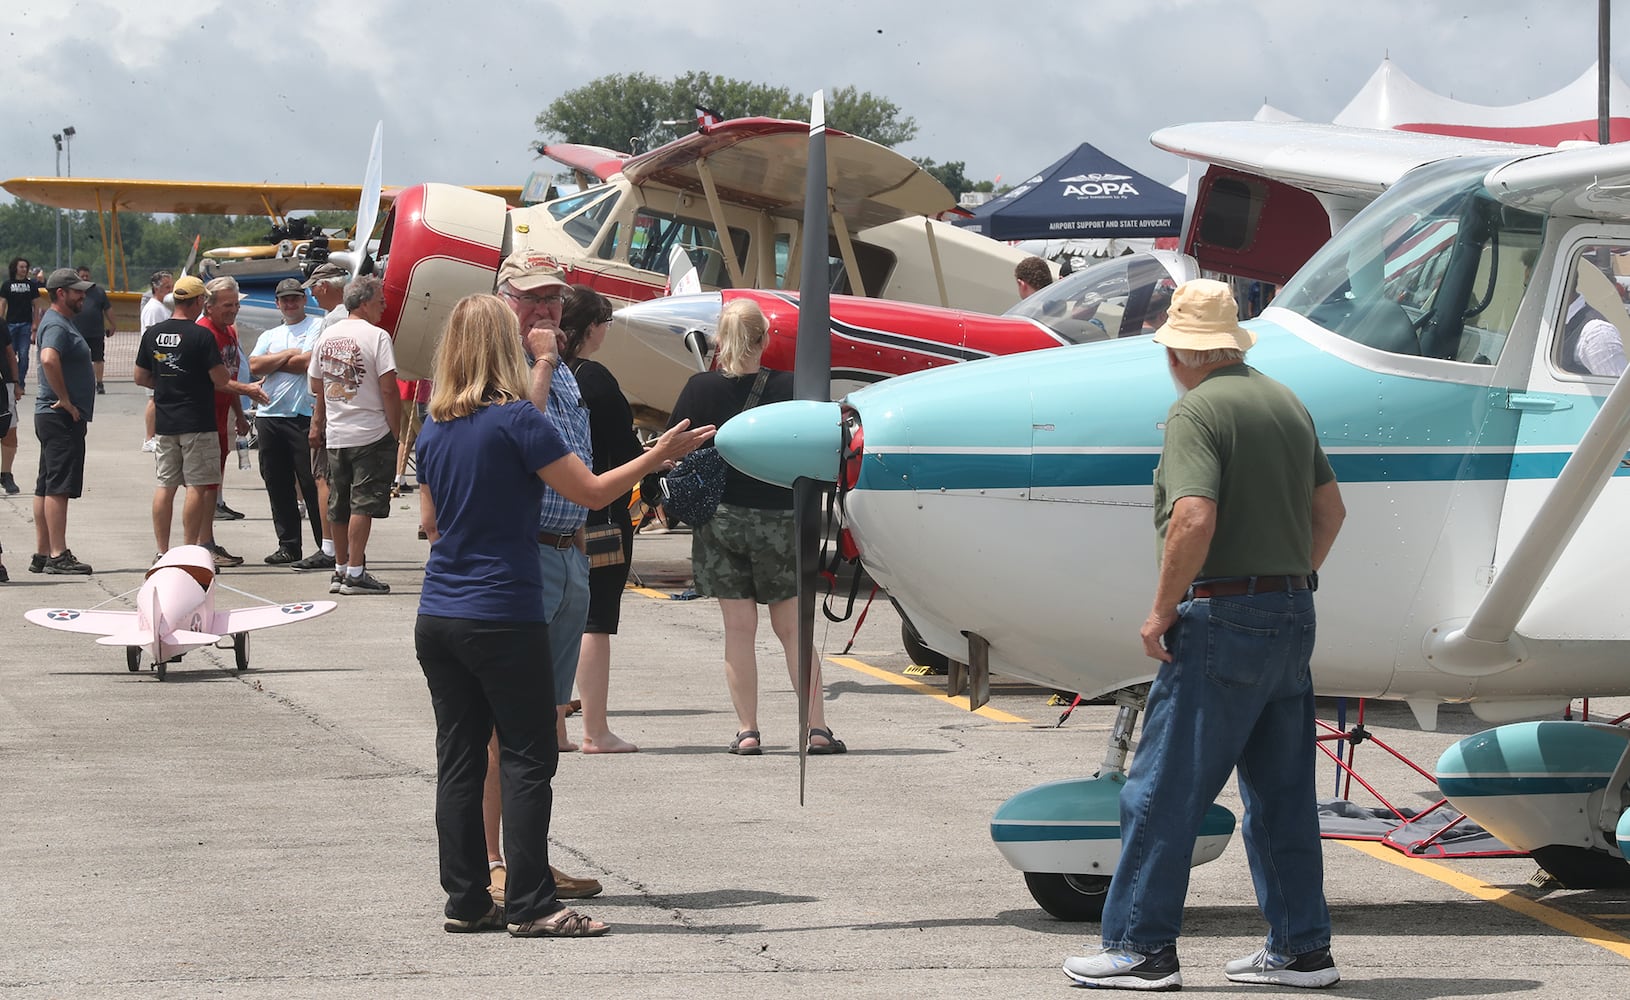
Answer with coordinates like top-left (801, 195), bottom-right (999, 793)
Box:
top-left (0, 380), bottom-right (12, 436)
top-left (84, 335), bottom-right (106, 363)
top-left (584, 513), bottom-right (634, 634)
top-left (35, 409), bottom-right (88, 498)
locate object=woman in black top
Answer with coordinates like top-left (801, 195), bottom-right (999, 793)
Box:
top-left (560, 285), bottom-right (644, 753)
top-left (665, 298), bottom-right (845, 756)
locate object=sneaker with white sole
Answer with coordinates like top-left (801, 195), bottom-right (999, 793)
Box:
top-left (329, 571), bottom-right (344, 594)
top-left (1062, 946), bottom-right (1181, 991)
top-left (1224, 945), bottom-right (1340, 988)
top-left (290, 551), bottom-right (336, 572)
top-left (339, 569), bottom-right (390, 595)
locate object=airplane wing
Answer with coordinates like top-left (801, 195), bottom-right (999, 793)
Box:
top-left (1150, 121), bottom-right (1546, 200)
top-left (540, 143), bottom-right (632, 182)
top-left (214, 601), bottom-right (337, 634)
top-left (0, 179), bottom-right (524, 215)
top-left (621, 117), bottom-right (953, 228)
top-left (24, 607), bottom-right (133, 637)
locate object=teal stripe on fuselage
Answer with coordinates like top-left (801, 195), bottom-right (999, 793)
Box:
top-left (849, 318), bottom-right (1614, 494)
top-left (1437, 775), bottom-right (1610, 797)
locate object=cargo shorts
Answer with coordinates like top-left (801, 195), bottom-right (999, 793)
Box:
top-left (691, 502), bottom-right (797, 604)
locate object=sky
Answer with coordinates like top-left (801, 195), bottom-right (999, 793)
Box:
top-left (1, 0), bottom-right (1625, 202)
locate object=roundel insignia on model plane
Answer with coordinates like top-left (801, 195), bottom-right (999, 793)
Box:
top-left (281, 603), bottom-right (314, 614)
top-left (46, 609), bottom-right (80, 621)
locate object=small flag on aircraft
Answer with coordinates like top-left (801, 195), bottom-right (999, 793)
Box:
top-left (696, 106), bottom-right (722, 129)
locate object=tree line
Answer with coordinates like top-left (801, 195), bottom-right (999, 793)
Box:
top-left (0, 202), bottom-right (352, 291)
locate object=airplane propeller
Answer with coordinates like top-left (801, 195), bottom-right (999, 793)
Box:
top-left (791, 92), bottom-right (833, 802)
top-left (328, 120), bottom-right (384, 278)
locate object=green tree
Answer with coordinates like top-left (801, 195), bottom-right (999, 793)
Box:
top-left (537, 72), bottom-right (917, 153)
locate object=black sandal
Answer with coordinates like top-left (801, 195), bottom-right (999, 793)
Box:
top-left (728, 730), bottom-right (763, 755)
top-left (807, 727), bottom-right (848, 755)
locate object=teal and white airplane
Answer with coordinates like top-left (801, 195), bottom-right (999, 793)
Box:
top-left (720, 120), bottom-right (1630, 916)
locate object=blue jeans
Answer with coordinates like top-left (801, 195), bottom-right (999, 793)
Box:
top-left (8, 321), bottom-right (30, 386)
top-left (538, 541), bottom-right (590, 705)
top-left (1100, 587), bottom-right (1330, 956)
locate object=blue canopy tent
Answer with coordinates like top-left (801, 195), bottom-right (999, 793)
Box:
top-left (952, 142), bottom-right (1185, 241)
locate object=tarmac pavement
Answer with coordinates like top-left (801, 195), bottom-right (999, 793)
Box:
top-left (3, 382), bottom-right (1628, 997)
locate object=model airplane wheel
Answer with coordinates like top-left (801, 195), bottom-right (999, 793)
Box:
top-left (901, 619), bottom-right (949, 673)
top-left (126, 646), bottom-right (141, 672)
top-left (233, 632), bottom-right (249, 672)
top-left (155, 657), bottom-right (167, 681)
top-left (1023, 871), bottom-right (1111, 922)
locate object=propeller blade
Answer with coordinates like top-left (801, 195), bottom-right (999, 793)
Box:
top-left (792, 91), bottom-right (832, 804)
top-left (330, 120), bottom-right (384, 277)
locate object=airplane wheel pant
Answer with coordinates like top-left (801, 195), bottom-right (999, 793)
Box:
top-left (256, 415), bottom-right (322, 552)
top-left (1100, 589), bottom-right (1331, 957)
top-left (415, 614), bottom-right (563, 923)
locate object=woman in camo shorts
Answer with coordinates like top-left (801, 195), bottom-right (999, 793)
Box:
top-left (665, 299), bottom-right (847, 757)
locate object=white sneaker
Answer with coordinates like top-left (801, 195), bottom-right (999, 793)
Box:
top-left (1224, 945), bottom-right (1340, 988)
top-left (141, 438), bottom-right (158, 453)
top-left (1062, 947), bottom-right (1181, 990)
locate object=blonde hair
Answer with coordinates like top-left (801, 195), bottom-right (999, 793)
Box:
top-left (428, 294), bottom-right (531, 421)
top-left (715, 298), bottom-right (769, 375)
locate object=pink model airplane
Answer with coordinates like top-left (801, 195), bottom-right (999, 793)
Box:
top-left (25, 545), bottom-right (336, 680)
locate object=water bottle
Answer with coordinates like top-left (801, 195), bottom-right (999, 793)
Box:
top-left (236, 435), bottom-right (251, 470)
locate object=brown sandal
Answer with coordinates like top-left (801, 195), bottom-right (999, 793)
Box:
top-left (508, 906), bottom-right (609, 938)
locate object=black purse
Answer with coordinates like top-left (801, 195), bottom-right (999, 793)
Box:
top-left (659, 370), bottom-right (769, 527)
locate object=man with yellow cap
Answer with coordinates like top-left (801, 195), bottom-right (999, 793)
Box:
top-left (1064, 279), bottom-right (1347, 991)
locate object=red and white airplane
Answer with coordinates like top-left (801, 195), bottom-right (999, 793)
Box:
top-left (24, 546), bottom-right (336, 680)
top-left (373, 115), bottom-right (1035, 421)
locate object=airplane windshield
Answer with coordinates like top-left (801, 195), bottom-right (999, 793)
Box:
top-left (1277, 156), bottom-right (1545, 364)
top-left (1006, 252), bottom-right (1192, 345)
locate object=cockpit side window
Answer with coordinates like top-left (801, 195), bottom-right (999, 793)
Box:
top-left (627, 210), bottom-right (750, 289)
top-left (1277, 156), bottom-right (1544, 365)
top-left (1554, 245), bottom-right (1630, 378)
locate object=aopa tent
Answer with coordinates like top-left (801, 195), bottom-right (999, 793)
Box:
top-left (951, 142), bottom-right (1185, 241)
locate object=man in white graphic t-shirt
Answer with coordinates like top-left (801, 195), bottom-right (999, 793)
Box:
top-left (307, 274), bottom-right (400, 596)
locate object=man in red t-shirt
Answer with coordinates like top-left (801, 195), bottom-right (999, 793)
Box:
top-left (196, 277), bottom-right (268, 567)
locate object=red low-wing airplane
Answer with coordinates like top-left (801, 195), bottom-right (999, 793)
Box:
top-left (610, 251), bottom-right (1197, 402)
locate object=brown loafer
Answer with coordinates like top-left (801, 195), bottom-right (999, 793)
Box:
top-left (551, 865), bottom-right (603, 899)
top-left (508, 906), bottom-right (609, 938)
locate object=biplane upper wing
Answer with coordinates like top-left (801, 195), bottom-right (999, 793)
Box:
top-left (0, 178), bottom-right (524, 215)
top-left (24, 607), bottom-right (133, 636)
top-left (214, 600), bottom-right (337, 634)
top-left (619, 117), bottom-right (953, 229)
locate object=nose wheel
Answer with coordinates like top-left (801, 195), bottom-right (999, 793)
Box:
top-left (1023, 872), bottom-right (1111, 922)
top-left (126, 646), bottom-right (141, 672)
top-left (233, 632), bottom-right (249, 672)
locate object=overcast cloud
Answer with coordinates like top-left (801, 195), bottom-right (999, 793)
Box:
top-left (0, 0), bottom-right (1618, 197)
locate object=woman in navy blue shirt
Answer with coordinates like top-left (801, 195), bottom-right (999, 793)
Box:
top-left (415, 294), bottom-right (711, 938)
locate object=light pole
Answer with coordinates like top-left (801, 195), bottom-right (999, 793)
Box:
top-left (62, 126), bottom-right (76, 266)
top-left (52, 132), bottom-right (63, 268)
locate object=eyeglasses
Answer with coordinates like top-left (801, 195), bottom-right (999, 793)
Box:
top-left (502, 289), bottom-right (563, 306)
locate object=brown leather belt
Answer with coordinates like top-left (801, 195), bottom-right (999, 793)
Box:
top-left (1189, 576), bottom-right (1310, 599)
top-left (537, 530), bottom-right (578, 550)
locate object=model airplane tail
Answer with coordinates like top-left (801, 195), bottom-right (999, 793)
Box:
top-left (95, 628), bottom-right (218, 648)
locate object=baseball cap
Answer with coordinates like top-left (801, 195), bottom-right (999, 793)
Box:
top-left (301, 261), bottom-right (348, 289)
top-left (45, 267), bottom-right (93, 291)
top-left (497, 250), bottom-right (568, 292)
top-left (275, 277), bottom-right (305, 298)
top-left (172, 275), bottom-right (207, 301)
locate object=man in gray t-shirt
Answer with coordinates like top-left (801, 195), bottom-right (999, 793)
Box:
top-left (30, 268), bottom-right (99, 575)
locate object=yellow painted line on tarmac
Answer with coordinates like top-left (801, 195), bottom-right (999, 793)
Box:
top-left (628, 587), bottom-right (1030, 723)
top-left (1342, 840), bottom-right (1630, 960)
top-left (827, 656), bottom-right (1030, 724)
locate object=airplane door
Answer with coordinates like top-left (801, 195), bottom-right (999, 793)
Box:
top-left (1493, 239), bottom-right (1630, 637)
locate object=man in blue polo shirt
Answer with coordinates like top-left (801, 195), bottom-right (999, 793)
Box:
top-left (250, 278), bottom-right (326, 565)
